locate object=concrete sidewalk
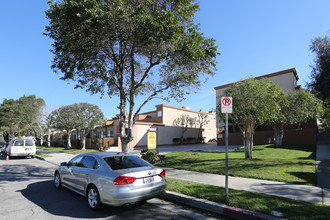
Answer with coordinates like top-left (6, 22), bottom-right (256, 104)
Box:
top-left (167, 168), bottom-right (330, 206)
top-left (36, 150), bottom-right (330, 206)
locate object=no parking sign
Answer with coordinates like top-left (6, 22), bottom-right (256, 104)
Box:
top-left (221, 97), bottom-right (232, 114)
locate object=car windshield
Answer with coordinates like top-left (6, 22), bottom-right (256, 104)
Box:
top-left (103, 155), bottom-right (151, 170)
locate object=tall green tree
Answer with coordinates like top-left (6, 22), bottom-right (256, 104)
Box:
top-left (45, 0), bottom-right (219, 153)
top-left (0, 99), bottom-right (20, 140)
top-left (308, 33), bottom-right (330, 100)
top-left (49, 105), bottom-right (78, 148)
top-left (0, 95), bottom-right (45, 140)
top-left (220, 78), bottom-right (285, 159)
top-left (19, 95), bottom-right (46, 141)
top-left (308, 33), bottom-right (330, 130)
top-left (268, 90), bottom-right (322, 146)
top-left (73, 103), bottom-right (105, 150)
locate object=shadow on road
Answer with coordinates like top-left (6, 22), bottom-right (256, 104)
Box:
top-left (19, 180), bottom-right (173, 219)
top-left (0, 164), bottom-right (53, 182)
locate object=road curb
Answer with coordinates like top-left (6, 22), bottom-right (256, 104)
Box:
top-left (161, 191), bottom-right (283, 220)
top-left (35, 155), bottom-right (59, 166)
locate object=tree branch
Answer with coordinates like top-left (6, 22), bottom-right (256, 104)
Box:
top-left (133, 85), bottom-right (170, 123)
top-left (134, 57), bottom-right (161, 90)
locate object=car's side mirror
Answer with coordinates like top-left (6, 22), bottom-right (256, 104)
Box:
top-left (61, 162), bottom-right (68, 167)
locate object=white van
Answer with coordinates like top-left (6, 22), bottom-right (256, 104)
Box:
top-left (6, 137), bottom-right (36, 158)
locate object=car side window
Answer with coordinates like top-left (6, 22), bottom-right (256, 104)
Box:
top-left (81, 156), bottom-right (98, 169)
top-left (68, 155), bottom-right (84, 167)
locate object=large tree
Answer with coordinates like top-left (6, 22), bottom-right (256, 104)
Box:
top-left (268, 90), bottom-right (322, 146)
top-left (308, 33), bottom-right (330, 100)
top-left (45, 0), bottom-right (219, 153)
top-left (0, 95), bottom-right (45, 140)
top-left (49, 105), bottom-right (78, 148)
top-left (308, 33), bottom-right (330, 131)
top-left (73, 103), bottom-right (105, 150)
top-left (0, 99), bottom-right (21, 140)
top-left (220, 78), bottom-right (285, 159)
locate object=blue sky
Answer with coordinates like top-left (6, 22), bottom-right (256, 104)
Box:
top-left (1, 0), bottom-right (329, 119)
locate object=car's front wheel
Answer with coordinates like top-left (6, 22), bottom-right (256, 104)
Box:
top-left (87, 185), bottom-right (101, 210)
top-left (54, 172), bottom-right (62, 189)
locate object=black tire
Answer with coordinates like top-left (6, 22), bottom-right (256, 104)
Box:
top-left (87, 185), bottom-right (101, 210)
top-left (54, 172), bottom-right (62, 189)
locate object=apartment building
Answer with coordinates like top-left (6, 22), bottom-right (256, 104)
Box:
top-left (214, 68), bottom-right (318, 145)
top-left (100, 104), bottom-right (216, 149)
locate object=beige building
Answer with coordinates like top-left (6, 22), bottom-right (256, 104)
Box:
top-left (215, 68), bottom-right (299, 127)
top-left (214, 68), bottom-right (318, 145)
top-left (103, 104), bottom-right (217, 149)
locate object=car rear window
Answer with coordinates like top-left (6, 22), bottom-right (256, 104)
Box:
top-left (25, 140), bottom-right (34, 146)
top-left (103, 156), bottom-right (151, 170)
top-left (14, 140), bottom-right (24, 146)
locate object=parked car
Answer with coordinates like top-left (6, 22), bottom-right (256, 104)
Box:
top-left (0, 142), bottom-right (7, 153)
top-left (6, 137), bottom-right (36, 158)
top-left (54, 152), bottom-right (167, 209)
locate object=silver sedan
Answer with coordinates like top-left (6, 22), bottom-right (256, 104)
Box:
top-left (54, 152), bottom-right (167, 209)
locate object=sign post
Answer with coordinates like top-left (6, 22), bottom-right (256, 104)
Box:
top-left (221, 97), bottom-right (232, 197)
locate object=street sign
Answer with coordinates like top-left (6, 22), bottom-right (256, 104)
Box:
top-left (147, 131), bottom-right (157, 150)
top-left (220, 96), bottom-right (232, 197)
top-left (221, 97), bottom-right (232, 114)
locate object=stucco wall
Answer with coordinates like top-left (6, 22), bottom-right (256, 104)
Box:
top-left (162, 106), bottom-right (216, 142)
top-left (267, 73), bottom-right (296, 91)
top-left (133, 125), bottom-right (201, 147)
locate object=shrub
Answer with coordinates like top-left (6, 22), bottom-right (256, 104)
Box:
top-left (141, 149), bottom-right (165, 164)
top-left (186, 137), bottom-right (196, 144)
top-left (172, 138), bottom-right (181, 144)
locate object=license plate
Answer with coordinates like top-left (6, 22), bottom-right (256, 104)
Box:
top-left (143, 177), bottom-right (154, 184)
top-left (25, 148), bottom-right (31, 151)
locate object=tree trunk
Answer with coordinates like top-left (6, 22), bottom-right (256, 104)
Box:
top-left (243, 126), bottom-right (253, 160)
top-left (273, 125), bottom-right (284, 146)
top-left (47, 129), bottom-right (51, 147)
top-left (39, 125), bottom-right (43, 146)
top-left (81, 136), bottom-right (86, 150)
top-left (67, 131), bottom-right (72, 149)
top-left (297, 122), bottom-right (302, 130)
top-left (9, 127), bottom-right (15, 140)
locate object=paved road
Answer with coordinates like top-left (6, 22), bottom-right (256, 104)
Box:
top-left (0, 157), bottom-right (228, 220)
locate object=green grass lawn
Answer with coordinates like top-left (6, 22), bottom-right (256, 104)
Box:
top-left (159, 144), bottom-right (316, 185)
top-left (166, 178), bottom-right (330, 220)
top-left (37, 146), bottom-right (99, 155)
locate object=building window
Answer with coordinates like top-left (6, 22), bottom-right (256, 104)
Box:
top-left (157, 111), bottom-right (162, 117)
top-left (107, 130), bottom-right (114, 137)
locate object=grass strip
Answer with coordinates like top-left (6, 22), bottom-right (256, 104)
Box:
top-left (160, 144), bottom-right (316, 185)
top-left (37, 146), bottom-right (98, 155)
top-left (167, 178), bottom-right (330, 220)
